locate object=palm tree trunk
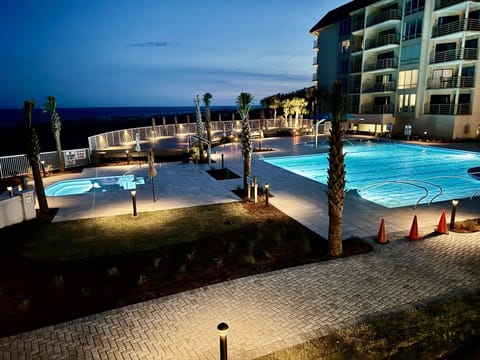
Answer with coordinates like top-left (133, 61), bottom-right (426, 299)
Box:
top-left (243, 153), bottom-right (251, 195)
top-left (30, 160), bottom-right (49, 215)
top-left (55, 132), bottom-right (64, 172)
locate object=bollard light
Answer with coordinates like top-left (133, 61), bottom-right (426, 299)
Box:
top-left (217, 322), bottom-right (229, 360)
top-left (6, 186), bottom-right (13, 197)
top-left (126, 150), bottom-right (130, 164)
top-left (131, 190), bottom-right (137, 217)
top-left (449, 199), bottom-right (459, 230)
top-left (17, 185), bottom-right (23, 192)
top-left (40, 160), bottom-right (46, 177)
top-left (264, 183), bottom-right (270, 207)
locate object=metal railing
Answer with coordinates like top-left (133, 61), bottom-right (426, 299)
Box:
top-left (367, 9), bottom-right (402, 27)
top-left (433, 18), bottom-right (480, 37)
top-left (361, 103), bottom-right (395, 114)
top-left (365, 34), bottom-right (400, 50)
top-left (427, 76), bottom-right (475, 89)
top-left (364, 57), bottom-right (397, 71)
top-left (431, 47), bottom-right (478, 63)
top-left (425, 103), bottom-right (472, 115)
top-left (0, 148), bottom-right (90, 179)
top-left (435, 0), bottom-right (468, 10)
top-left (363, 81), bottom-right (396, 93)
top-left (88, 119), bottom-right (313, 152)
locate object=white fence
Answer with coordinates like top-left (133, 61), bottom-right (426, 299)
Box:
top-left (0, 148), bottom-right (90, 179)
top-left (88, 118), bottom-right (314, 151)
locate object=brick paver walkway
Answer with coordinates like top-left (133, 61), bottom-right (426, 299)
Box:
top-left (1, 230), bottom-right (479, 359)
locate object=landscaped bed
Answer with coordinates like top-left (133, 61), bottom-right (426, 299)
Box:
top-left (0, 200), bottom-right (372, 338)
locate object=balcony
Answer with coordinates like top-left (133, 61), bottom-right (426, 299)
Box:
top-left (350, 63), bottom-right (362, 73)
top-left (312, 56), bottom-right (318, 67)
top-left (431, 47), bottom-right (478, 63)
top-left (425, 103), bottom-right (472, 115)
top-left (435, 0), bottom-right (468, 10)
top-left (361, 103), bottom-right (395, 114)
top-left (313, 40), bottom-right (319, 50)
top-left (432, 18), bottom-right (480, 37)
top-left (363, 82), bottom-right (396, 93)
top-left (367, 9), bottom-right (402, 27)
top-left (312, 73), bottom-right (317, 82)
top-left (352, 19), bottom-right (365, 32)
top-left (427, 76), bottom-right (475, 89)
top-left (365, 34), bottom-right (400, 50)
top-left (364, 57), bottom-right (397, 71)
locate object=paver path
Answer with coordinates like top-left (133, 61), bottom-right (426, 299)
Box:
top-left (1, 231), bottom-right (479, 359)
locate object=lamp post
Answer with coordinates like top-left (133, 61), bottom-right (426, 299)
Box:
top-left (264, 183), bottom-right (269, 207)
top-left (450, 199), bottom-right (459, 230)
top-left (217, 322), bottom-right (229, 360)
top-left (6, 186), bottom-right (13, 197)
top-left (131, 190), bottom-right (137, 217)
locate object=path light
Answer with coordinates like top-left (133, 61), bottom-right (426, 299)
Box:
top-left (125, 150), bottom-right (129, 165)
top-left (217, 322), bottom-right (229, 360)
top-left (6, 186), bottom-right (13, 197)
top-left (264, 183), bottom-right (269, 207)
top-left (131, 190), bottom-right (137, 217)
top-left (40, 160), bottom-right (46, 177)
top-left (450, 199), bottom-right (459, 230)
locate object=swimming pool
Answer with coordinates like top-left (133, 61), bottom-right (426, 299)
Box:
top-left (263, 142), bottom-right (480, 208)
top-left (45, 175), bottom-right (145, 196)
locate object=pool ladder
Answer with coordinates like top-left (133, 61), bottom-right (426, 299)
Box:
top-left (359, 175), bottom-right (480, 208)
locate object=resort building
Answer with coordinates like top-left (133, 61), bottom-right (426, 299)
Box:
top-left (310, 0), bottom-right (480, 140)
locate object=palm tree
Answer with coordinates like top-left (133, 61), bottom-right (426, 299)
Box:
top-left (24, 100), bottom-right (49, 216)
top-left (202, 93), bottom-right (212, 145)
top-left (326, 81), bottom-right (346, 258)
top-left (42, 96), bottom-right (64, 172)
top-left (269, 96), bottom-right (281, 121)
top-left (236, 92), bottom-right (253, 194)
top-left (194, 95), bottom-right (204, 162)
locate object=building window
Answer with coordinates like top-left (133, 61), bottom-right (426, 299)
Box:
top-left (403, 18), bottom-right (422, 40)
top-left (339, 18), bottom-right (351, 36)
top-left (405, 0), bottom-right (425, 15)
top-left (398, 70), bottom-right (419, 89)
top-left (400, 44), bottom-right (421, 65)
top-left (340, 39), bottom-right (350, 53)
top-left (398, 94), bottom-right (416, 112)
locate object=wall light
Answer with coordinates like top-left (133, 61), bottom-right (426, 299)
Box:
top-left (6, 186), bottom-right (13, 197)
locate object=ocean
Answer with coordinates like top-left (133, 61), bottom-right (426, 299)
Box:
top-left (0, 106), bottom-right (241, 125)
top-left (0, 105), bottom-right (259, 155)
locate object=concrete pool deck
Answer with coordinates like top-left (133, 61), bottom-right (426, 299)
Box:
top-left (1, 135), bottom-right (479, 359)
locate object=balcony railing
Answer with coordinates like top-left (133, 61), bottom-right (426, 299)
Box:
top-left (365, 34), bottom-right (400, 49)
top-left (435, 0), bottom-right (467, 10)
top-left (350, 63), bottom-right (362, 73)
top-left (312, 73), bottom-right (317, 82)
top-left (367, 9), bottom-right (402, 27)
top-left (364, 57), bottom-right (397, 71)
top-left (312, 56), bottom-right (318, 66)
top-left (361, 103), bottom-right (395, 114)
top-left (313, 40), bottom-right (319, 50)
top-left (427, 76), bottom-right (475, 89)
top-left (363, 82), bottom-right (396, 93)
top-left (352, 19), bottom-right (365, 31)
top-left (433, 18), bottom-right (480, 37)
top-left (425, 103), bottom-right (472, 115)
top-left (431, 47), bottom-right (478, 63)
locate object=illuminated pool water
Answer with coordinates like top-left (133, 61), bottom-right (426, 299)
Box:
top-left (45, 175), bottom-right (145, 196)
top-left (263, 143), bottom-right (480, 208)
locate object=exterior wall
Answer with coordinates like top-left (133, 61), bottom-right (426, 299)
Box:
top-left (315, 25), bottom-right (340, 91)
top-left (311, 0), bottom-right (480, 140)
top-left (0, 191), bottom-right (36, 229)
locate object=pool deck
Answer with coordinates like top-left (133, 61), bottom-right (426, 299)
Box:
top-left (1, 135), bottom-right (480, 359)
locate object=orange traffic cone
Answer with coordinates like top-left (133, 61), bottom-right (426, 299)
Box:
top-left (408, 215), bottom-right (419, 241)
top-left (436, 209), bottom-right (448, 234)
top-left (376, 218), bottom-right (388, 244)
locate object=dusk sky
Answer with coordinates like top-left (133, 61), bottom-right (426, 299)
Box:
top-left (0, 0), bottom-right (349, 108)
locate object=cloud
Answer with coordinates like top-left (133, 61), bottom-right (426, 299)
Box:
top-left (130, 41), bottom-right (168, 48)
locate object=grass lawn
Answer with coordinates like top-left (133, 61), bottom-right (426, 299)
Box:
top-left (0, 200), bottom-right (371, 338)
